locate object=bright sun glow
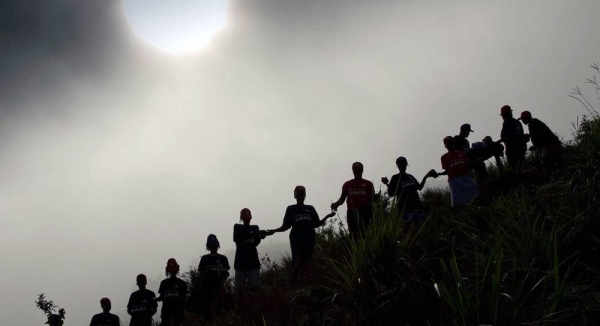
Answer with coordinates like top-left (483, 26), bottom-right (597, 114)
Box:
top-left (122, 0), bottom-right (227, 54)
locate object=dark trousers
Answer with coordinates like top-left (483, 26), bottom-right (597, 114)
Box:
top-left (290, 238), bottom-right (316, 279)
top-left (506, 144), bottom-right (526, 172)
top-left (130, 316), bottom-right (153, 326)
top-left (200, 282), bottom-right (224, 322)
top-left (347, 207), bottom-right (372, 237)
top-left (160, 306), bottom-right (184, 326)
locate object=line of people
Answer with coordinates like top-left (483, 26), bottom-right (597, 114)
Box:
top-left (89, 246), bottom-right (230, 325)
top-left (87, 105), bottom-right (562, 325)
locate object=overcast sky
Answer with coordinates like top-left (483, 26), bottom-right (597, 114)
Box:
top-left (2, 0), bottom-right (600, 325)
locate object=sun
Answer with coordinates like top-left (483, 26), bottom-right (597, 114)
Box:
top-left (122, 0), bottom-right (227, 54)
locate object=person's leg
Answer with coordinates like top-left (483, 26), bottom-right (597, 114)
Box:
top-left (247, 269), bottom-right (260, 289)
top-left (200, 284), bottom-right (214, 322)
top-left (506, 150), bottom-right (518, 172)
top-left (346, 209), bottom-right (359, 238)
top-left (359, 208), bottom-right (372, 235)
top-left (173, 308), bottom-right (185, 326)
top-left (234, 269), bottom-right (247, 292)
top-left (161, 307), bottom-right (172, 326)
top-left (291, 241), bottom-right (315, 280)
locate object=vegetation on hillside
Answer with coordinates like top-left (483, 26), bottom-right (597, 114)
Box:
top-left (176, 66), bottom-right (600, 326)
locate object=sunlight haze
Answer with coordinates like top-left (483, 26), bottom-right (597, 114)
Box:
top-left (1, 0), bottom-right (600, 324)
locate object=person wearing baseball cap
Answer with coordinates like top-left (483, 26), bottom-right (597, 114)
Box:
top-left (156, 258), bottom-right (188, 326)
top-left (433, 136), bottom-right (479, 206)
top-left (90, 297), bottom-right (120, 326)
top-left (127, 273), bottom-right (158, 326)
top-left (499, 105), bottom-right (527, 172)
top-left (381, 156), bottom-right (436, 221)
top-left (233, 208), bottom-right (265, 292)
top-left (198, 234), bottom-right (230, 322)
top-left (518, 111), bottom-right (562, 167)
top-left (267, 186), bottom-right (335, 282)
top-left (453, 123), bottom-right (474, 152)
top-left (330, 162), bottom-right (375, 237)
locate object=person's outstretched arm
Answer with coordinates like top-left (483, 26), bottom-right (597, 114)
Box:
top-left (316, 211), bottom-right (336, 227)
top-left (267, 207), bottom-right (292, 234)
top-left (269, 224), bottom-right (290, 234)
top-left (417, 170), bottom-right (437, 191)
top-left (434, 170), bottom-right (448, 177)
top-left (331, 187), bottom-right (348, 211)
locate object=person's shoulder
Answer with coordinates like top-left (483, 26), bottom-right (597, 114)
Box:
top-left (146, 289), bottom-right (156, 296)
top-left (304, 204), bottom-right (317, 211)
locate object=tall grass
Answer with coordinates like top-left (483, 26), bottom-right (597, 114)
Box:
top-left (182, 67), bottom-right (600, 325)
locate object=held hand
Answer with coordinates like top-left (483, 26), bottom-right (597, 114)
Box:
top-left (427, 169), bottom-right (438, 178)
top-left (381, 177), bottom-right (389, 185)
top-left (330, 202), bottom-right (339, 211)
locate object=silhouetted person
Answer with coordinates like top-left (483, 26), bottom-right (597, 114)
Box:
top-left (330, 162), bottom-right (375, 237)
top-left (381, 156), bottom-right (436, 222)
top-left (127, 274), bottom-right (158, 326)
top-left (482, 136), bottom-right (505, 173)
top-left (157, 258), bottom-right (188, 326)
top-left (268, 186), bottom-right (335, 282)
top-left (89, 297), bottom-right (120, 326)
top-left (198, 234), bottom-right (230, 322)
top-left (518, 110), bottom-right (562, 167)
top-left (434, 136), bottom-right (479, 206)
top-left (453, 123), bottom-right (474, 152)
top-left (233, 208), bottom-right (265, 292)
top-left (499, 105), bottom-right (527, 172)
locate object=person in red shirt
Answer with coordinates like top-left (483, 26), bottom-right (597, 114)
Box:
top-left (331, 162), bottom-right (375, 237)
top-left (434, 136), bottom-right (479, 206)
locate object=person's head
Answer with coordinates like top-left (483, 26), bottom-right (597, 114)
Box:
top-left (100, 297), bottom-right (111, 313)
top-left (459, 123), bottom-right (473, 137)
top-left (518, 110), bottom-right (532, 124)
top-left (136, 273), bottom-right (147, 289)
top-left (395, 156), bottom-right (408, 173)
top-left (240, 208), bottom-right (252, 224)
top-left (165, 258), bottom-right (180, 277)
top-left (206, 234), bottom-right (220, 253)
top-left (443, 136), bottom-right (455, 151)
top-left (294, 185), bottom-right (306, 204)
top-left (500, 105), bottom-right (513, 120)
top-left (352, 162), bottom-right (364, 179)
top-left (482, 135), bottom-right (493, 144)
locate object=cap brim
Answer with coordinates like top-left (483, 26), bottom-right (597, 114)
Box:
top-left (517, 118), bottom-right (522, 120)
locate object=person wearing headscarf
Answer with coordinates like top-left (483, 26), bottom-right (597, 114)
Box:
top-left (156, 258), bottom-right (188, 326)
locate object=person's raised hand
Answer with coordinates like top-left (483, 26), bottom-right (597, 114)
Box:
top-left (381, 177), bottom-right (389, 185)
